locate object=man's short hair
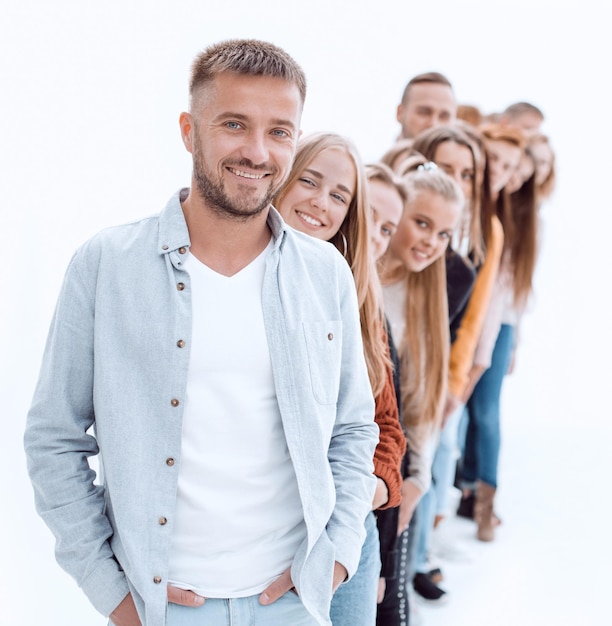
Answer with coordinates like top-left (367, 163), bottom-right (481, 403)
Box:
top-left (189, 39), bottom-right (307, 108)
top-left (400, 72), bottom-right (453, 105)
top-left (502, 101), bottom-right (544, 121)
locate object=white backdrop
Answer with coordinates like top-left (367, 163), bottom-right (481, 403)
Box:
top-left (2, 1), bottom-right (611, 624)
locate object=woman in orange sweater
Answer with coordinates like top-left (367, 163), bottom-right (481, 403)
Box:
top-left (274, 132), bottom-right (406, 626)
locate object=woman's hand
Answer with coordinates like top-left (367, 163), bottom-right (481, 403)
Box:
top-left (372, 477), bottom-right (389, 510)
top-left (397, 479), bottom-right (421, 536)
top-left (377, 577), bottom-right (386, 604)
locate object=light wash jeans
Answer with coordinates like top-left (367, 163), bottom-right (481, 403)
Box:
top-left (160, 591), bottom-right (319, 625)
top-left (330, 511), bottom-right (381, 625)
top-left (461, 324), bottom-right (515, 488)
top-left (414, 404), bottom-right (465, 572)
top-left (432, 403), bottom-right (465, 515)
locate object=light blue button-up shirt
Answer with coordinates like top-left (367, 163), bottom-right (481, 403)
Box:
top-left (24, 190), bottom-right (378, 626)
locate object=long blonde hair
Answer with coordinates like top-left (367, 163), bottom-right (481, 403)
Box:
top-left (274, 132), bottom-right (389, 396)
top-left (379, 167), bottom-right (462, 427)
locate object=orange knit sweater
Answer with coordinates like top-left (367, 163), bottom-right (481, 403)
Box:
top-left (373, 352), bottom-right (406, 510)
top-left (448, 216), bottom-right (505, 397)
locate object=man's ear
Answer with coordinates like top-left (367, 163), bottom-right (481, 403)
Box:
top-left (179, 112), bottom-right (194, 153)
top-left (396, 103), bottom-right (404, 124)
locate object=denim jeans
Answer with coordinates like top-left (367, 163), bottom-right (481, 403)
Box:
top-left (413, 484), bottom-right (435, 573)
top-left (161, 590), bottom-right (319, 625)
top-left (413, 404), bottom-right (465, 572)
top-left (330, 511), bottom-right (381, 625)
top-left (461, 324), bottom-right (515, 488)
top-left (432, 404), bottom-right (465, 514)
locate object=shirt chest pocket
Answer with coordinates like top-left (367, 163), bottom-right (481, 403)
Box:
top-left (302, 321), bottom-right (343, 405)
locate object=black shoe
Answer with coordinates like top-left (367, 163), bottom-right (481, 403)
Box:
top-left (412, 573), bottom-right (448, 603)
top-left (427, 567), bottom-right (443, 584)
top-left (457, 491), bottom-right (475, 519)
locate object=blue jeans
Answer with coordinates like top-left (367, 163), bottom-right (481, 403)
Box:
top-left (330, 511), bottom-right (381, 625)
top-left (163, 590), bottom-right (319, 625)
top-left (461, 324), bottom-right (515, 488)
top-left (414, 402), bottom-right (465, 571)
top-left (432, 404), bottom-right (464, 514)
top-left (413, 484), bottom-right (435, 573)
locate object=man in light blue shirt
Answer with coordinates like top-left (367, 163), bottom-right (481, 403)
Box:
top-left (24, 39), bottom-right (378, 626)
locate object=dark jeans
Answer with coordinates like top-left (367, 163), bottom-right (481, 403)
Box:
top-left (376, 507), bottom-right (418, 626)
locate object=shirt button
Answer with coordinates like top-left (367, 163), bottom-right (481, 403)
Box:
top-left (171, 398), bottom-right (180, 407)
top-left (177, 282), bottom-right (185, 291)
top-left (153, 576), bottom-right (162, 584)
top-left (176, 339), bottom-right (185, 348)
top-left (161, 245), bottom-right (169, 251)
top-left (178, 247), bottom-right (187, 254)
top-left (159, 516), bottom-right (168, 525)
top-left (327, 332), bottom-right (334, 341)
top-left (166, 458), bottom-right (175, 466)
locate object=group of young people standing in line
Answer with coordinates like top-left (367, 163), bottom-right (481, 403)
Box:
top-left (24, 39), bottom-right (555, 626)
top-left (271, 70), bottom-right (555, 625)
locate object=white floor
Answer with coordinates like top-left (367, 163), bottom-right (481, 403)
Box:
top-left (412, 380), bottom-right (611, 626)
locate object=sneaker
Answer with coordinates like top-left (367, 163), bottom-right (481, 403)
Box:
top-left (412, 572), bottom-right (448, 604)
top-left (430, 522), bottom-right (474, 563)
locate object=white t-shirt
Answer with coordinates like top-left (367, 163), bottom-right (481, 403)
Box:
top-left (382, 280), bottom-right (407, 352)
top-left (167, 241), bottom-right (306, 597)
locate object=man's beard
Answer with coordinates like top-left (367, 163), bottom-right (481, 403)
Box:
top-left (192, 140), bottom-right (278, 222)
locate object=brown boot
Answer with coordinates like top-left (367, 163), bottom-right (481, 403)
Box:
top-left (474, 481), bottom-right (496, 542)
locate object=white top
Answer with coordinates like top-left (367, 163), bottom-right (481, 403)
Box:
top-left (168, 240), bottom-right (306, 597)
top-left (382, 280), bottom-right (435, 495)
top-left (381, 280), bottom-right (407, 353)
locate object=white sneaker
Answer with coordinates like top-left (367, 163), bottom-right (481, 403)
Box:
top-left (430, 520), bottom-right (474, 563)
top-left (446, 485), bottom-right (463, 510)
